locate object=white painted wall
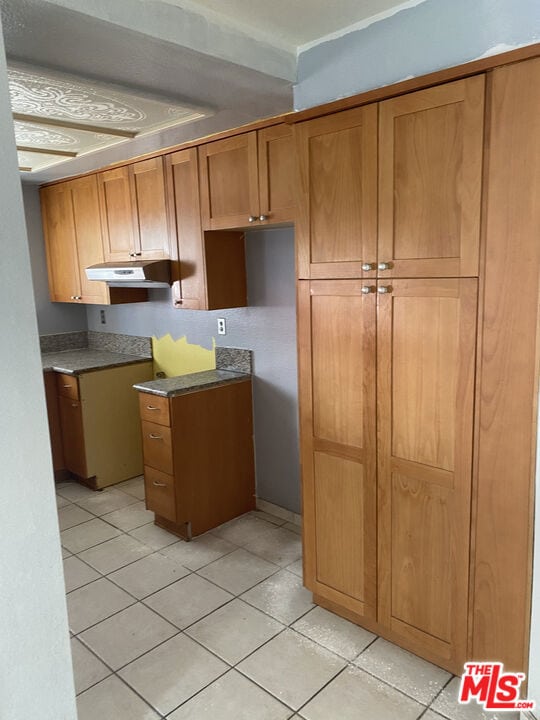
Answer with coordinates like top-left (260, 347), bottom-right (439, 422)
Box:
top-left (0, 21), bottom-right (76, 720)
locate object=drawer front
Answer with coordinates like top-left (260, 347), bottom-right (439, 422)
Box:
top-left (144, 466), bottom-right (176, 522)
top-left (56, 372), bottom-right (79, 400)
top-left (139, 393), bottom-right (170, 426)
top-left (141, 420), bottom-right (173, 474)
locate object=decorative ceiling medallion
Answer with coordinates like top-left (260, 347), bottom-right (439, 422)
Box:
top-left (13, 122), bottom-right (78, 147)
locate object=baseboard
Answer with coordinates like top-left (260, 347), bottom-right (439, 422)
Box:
top-left (256, 498), bottom-right (301, 527)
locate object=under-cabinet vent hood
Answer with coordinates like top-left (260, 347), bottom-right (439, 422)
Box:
top-left (85, 260), bottom-right (171, 288)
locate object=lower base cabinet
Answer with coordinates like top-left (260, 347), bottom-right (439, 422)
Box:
top-left (45, 362), bottom-right (153, 489)
top-left (137, 380), bottom-right (256, 539)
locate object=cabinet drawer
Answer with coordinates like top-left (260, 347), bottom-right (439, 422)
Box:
top-left (144, 466), bottom-right (176, 522)
top-left (139, 393), bottom-right (170, 426)
top-left (56, 372), bottom-right (79, 400)
top-left (141, 420), bottom-right (173, 474)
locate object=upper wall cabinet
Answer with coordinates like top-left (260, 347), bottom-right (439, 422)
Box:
top-left (379, 76), bottom-right (485, 278)
top-left (295, 76), bottom-right (484, 279)
top-left (41, 176), bottom-right (147, 305)
top-left (198, 124), bottom-right (295, 230)
top-left (295, 106), bottom-right (378, 279)
top-left (98, 157), bottom-right (171, 262)
top-left (165, 148), bottom-right (247, 310)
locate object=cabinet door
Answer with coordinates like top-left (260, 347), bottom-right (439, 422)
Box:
top-left (58, 394), bottom-right (87, 478)
top-left (258, 124), bottom-right (295, 223)
top-left (379, 77), bottom-right (484, 278)
top-left (377, 278), bottom-right (477, 671)
top-left (198, 132), bottom-right (259, 230)
top-left (70, 175), bottom-right (109, 305)
top-left (166, 148), bottom-right (206, 308)
top-left (298, 280), bottom-right (377, 619)
top-left (129, 157), bottom-right (170, 259)
top-left (98, 166), bottom-right (136, 261)
top-left (295, 106), bottom-right (378, 280)
top-left (40, 184), bottom-right (81, 302)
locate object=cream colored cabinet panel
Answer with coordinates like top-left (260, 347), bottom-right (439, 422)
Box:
top-left (377, 278), bottom-right (477, 669)
top-left (295, 106), bottom-right (378, 279)
top-left (378, 77), bottom-right (484, 277)
top-left (298, 280), bottom-right (377, 620)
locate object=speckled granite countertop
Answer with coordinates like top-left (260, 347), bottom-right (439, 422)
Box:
top-left (42, 349), bottom-right (151, 375)
top-left (134, 369), bottom-right (250, 397)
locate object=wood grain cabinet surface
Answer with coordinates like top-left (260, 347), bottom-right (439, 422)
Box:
top-left (41, 175), bottom-right (147, 305)
top-left (138, 381), bottom-right (256, 539)
top-left (198, 124), bottom-right (295, 230)
top-left (98, 156), bottom-right (170, 262)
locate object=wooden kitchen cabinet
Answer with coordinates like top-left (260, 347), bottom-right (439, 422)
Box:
top-left (137, 380), bottom-right (255, 538)
top-left (295, 76), bottom-right (484, 280)
top-left (198, 125), bottom-right (295, 230)
top-left (50, 362), bottom-right (153, 489)
top-left (98, 157), bottom-right (170, 262)
top-left (165, 148), bottom-right (247, 310)
top-left (378, 76), bottom-right (484, 278)
top-left (41, 175), bottom-right (147, 305)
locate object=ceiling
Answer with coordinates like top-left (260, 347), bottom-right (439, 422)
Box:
top-left (162, 0), bottom-right (409, 48)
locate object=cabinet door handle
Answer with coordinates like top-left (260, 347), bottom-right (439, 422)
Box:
top-left (362, 263), bottom-right (375, 271)
top-left (71, 403), bottom-right (78, 408)
top-left (259, 214), bottom-right (269, 221)
top-left (248, 216), bottom-right (257, 223)
top-left (134, 252), bottom-right (142, 256)
top-left (361, 285), bottom-right (376, 294)
top-left (149, 433), bottom-right (162, 439)
top-left (152, 480), bottom-right (167, 487)
top-left (146, 405), bottom-right (159, 411)
top-left (378, 261), bottom-right (393, 271)
top-left (378, 286), bottom-right (393, 294)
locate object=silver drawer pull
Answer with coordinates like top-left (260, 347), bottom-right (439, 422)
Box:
top-left (146, 405), bottom-right (159, 411)
top-left (63, 384), bottom-right (72, 388)
top-left (71, 403), bottom-right (78, 408)
top-left (152, 481), bottom-right (167, 487)
top-left (149, 433), bottom-right (162, 439)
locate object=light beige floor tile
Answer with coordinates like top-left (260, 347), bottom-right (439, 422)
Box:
top-left (119, 634), bottom-right (227, 716)
top-left (67, 578), bottom-right (135, 634)
top-left (63, 556), bottom-right (101, 593)
top-left (293, 606), bottom-right (376, 660)
top-left (109, 552), bottom-right (190, 599)
top-left (80, 603), bottom-right (178, 670)
top-left (77, 675), bottom-right (159, 720)
top-left (78, 534), bottom-right (153, 574)
top-left (212, 514), bottom-right (275, 546)
top-left (283, 522), bottom-right (301, 535)
top-left (300, 665), bottom-right (424, 720)
top-left (431, 677), bottom-right (519, 720)
top-left (185, 598), bottom-right (284, 664)
top-left (56, 482), bottom-right (96, 502)
top-left (249, 510), bottom-right (287, 526)
top-left (61, 518), bottom-right (122, 554)
top-left (101, 501), bottom-right (154, 531)
top-left (70, 637), bottom-right (111, 694)
top-left (286, 559), bottom-right (303, 578)
top-left (423, 712), bottom-right (449, 720)
top-left (58, 504), bottom-right (95, 530)
top-left (130, 522), bottom-right (179, 550)
top-left (241, 568), bottom-right (314, 624)
top-left (247, 526), bottom-right (302, 567)
top-left (56, 494), bottom-right (71, 508)
top-left (237, 628), bottom-right (346, 710)
top-left (116, 475), bottom-right (146, 500)
top-left (198, 548), bottom-right (279, 595)
top-left (76, 488), bottom-right (139, 515)
top-left (355, 637), bottom-right (451, 704)
top-left (159, 534), bottom-right (237, 571)
top-left (167, 669), bottom-right (292, 720)
top-left (144, 574), bottom-right (232, 629)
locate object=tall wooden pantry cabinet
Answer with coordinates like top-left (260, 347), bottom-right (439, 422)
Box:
top-left (296, 57), bottom-right (540, 676)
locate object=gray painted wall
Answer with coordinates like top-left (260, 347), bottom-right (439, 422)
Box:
top-left (295, 0), bottom-right (540, 108)
top-left (23, 183), bottom-right (88, 334)
top-left (86, 227), bottom-right (300, 514)
top-left (0, 21), bottom-right (76, 720)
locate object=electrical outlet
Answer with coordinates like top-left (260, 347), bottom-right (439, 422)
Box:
top-left (217, 318), bottom-right (226, 335)
top-left (100, 309), bottom-right (106, 325)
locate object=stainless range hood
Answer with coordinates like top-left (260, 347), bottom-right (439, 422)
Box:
top-left (85, 260), bottom-right (171, 288)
